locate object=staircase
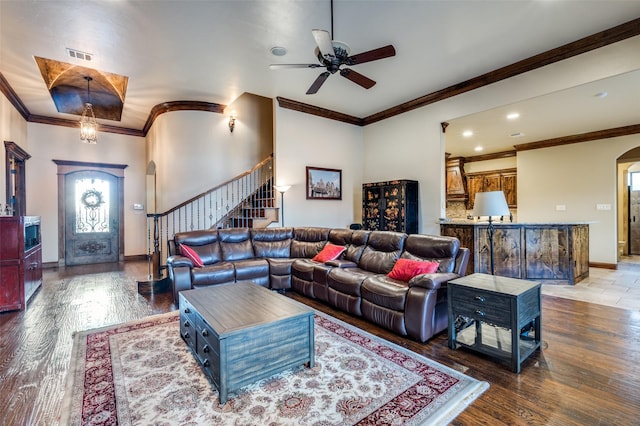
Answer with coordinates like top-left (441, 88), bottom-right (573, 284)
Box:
top-left (145, 155), bottom-right (278, 277)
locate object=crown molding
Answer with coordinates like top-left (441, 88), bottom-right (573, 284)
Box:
top-left (1, 17), bottom-right (639, 140)
top-left (362, 17), bottom-right (640, 125)
top-left (514, 124), bottom-right (640, 152)
top-left (142, 100), bottom-right (226, 135)
top-left (463, 151), bottom-right (517, 163)
top-left (276, 97), bottom-right (363, 126)
top-left (0, 73), bottom-right (29, 120)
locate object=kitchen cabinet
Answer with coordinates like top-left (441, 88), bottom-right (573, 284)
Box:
top-left (440, 221), bottom-right (589, 284)
top-left (466, 168), bottom-right (517, 210)
top-left (446, 158), bottom-right (467, 202)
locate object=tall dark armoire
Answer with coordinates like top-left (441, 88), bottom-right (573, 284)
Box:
top-left (362, 180), bottom-right (419, 234)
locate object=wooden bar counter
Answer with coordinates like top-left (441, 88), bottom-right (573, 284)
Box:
top-left (440, 220), bottom-right (589, 284)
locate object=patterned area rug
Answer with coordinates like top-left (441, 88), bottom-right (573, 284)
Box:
top-left (62, 311), bottom-right (488, 425)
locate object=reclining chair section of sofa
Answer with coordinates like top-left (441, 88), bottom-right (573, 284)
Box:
top-left (167, 227), bottom-right (469, 342)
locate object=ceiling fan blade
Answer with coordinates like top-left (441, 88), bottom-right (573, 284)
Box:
top-left (340, 68), bottom-right (376, 89)
top-left (306, 71), bottom-right (331, 95)
top-left (269, 64), bottom-right (322, 69)
top-left (347, 45), bottom-right (396, 65)
top-left (312, 29), bottom-right (335, 59)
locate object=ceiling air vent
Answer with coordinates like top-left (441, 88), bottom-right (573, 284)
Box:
top-left (66, 48), bottom-right (92, 62)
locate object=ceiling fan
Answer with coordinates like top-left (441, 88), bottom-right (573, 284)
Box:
top-left (269, 0), bottom-right (396, 95)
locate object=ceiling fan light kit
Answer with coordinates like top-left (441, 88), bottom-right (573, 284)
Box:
top-left (270, 0), bottom-right (396, 95)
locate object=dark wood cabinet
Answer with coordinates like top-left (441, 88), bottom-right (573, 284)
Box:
top-left (0, 216), bottom-right (42, 312)
top-left (363, 180), bottom-right (418, 234)
top-left (446, 158), bottom-right (467, 202)
top-left (440, 222), bottom-right (589, 284)
top-left (466, 168), bottom-right (517, 209)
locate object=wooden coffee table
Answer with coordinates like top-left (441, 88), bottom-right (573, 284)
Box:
top-left (179, 282), bottom-right (315, 404)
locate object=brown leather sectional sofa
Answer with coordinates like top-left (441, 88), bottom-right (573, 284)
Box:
top-left (167, 227), bottom-right (469, 342)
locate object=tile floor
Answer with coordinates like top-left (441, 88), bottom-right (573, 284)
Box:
top-left (541, 256), bottom-right (640, 311)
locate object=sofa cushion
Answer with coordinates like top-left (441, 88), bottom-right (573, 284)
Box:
top-left (180, 244), bottom-right (204, 268)
top-left (388, 258), bottom-right (438, 281)
top-left (327, 267), bottom-right (373, 296)
top-left (174, 230), bottom-right (222, 265)
top-left (267, 257), bottom-right (294, 275)
top-left (343, 230), bottom-right (370, 263)
top-left (191, 262), bottom-right (235, 286)
top-left (361, 276), bottom-right (409, 311)
top-left (233, 258), bottom-right (269, 281)
top-left (312, 243), bottom-right (345, 263)
top-left (292, 259), bottom-right (316, 281)
top-left (328, 228), bottom-right (353, 246)
top-left (291, 227), bottom-right (331, 258)
top-left (218, 228), bottom-right (254, 261)
top-left (403, 234), bottom-right (460, 273)
top-left (251, 228), bottom-right (293, 258)
top-left (358, 231), bottom-right (407, 274)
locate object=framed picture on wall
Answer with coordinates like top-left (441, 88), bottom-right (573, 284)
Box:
top-left (306, 166), bottom-right (342, 200)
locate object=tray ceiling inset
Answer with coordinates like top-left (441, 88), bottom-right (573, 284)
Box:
top-left (34, 57), bottom-right (128, 121)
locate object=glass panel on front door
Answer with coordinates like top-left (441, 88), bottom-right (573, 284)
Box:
top-left (75, 178), bottom-right (110, 233)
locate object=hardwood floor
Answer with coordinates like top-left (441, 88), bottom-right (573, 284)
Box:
top-left (1, 261), bottom-right (638, 425)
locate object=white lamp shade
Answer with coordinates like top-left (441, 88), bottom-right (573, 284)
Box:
top-left (274, 185), bottom-right (291, 193)
top-left (472, 191), bottom-right (510, 218)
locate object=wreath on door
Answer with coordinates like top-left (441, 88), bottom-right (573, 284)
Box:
top-left (80, 189), bottom-right (104, 209)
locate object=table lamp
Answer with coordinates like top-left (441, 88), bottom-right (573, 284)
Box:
top-left (472, 191), bottom-right (510, 275)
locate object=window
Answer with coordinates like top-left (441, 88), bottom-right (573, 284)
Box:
top-left (75, 178), bottom-right (110, 233)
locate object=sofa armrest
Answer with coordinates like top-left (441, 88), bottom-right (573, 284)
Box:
top-left (408, 272), bottom-right (459, 290)
top-left (325, 259), bottom-right (358, 268)
top-left (168, 254), bottom-right (194, 268)
top-left (167, 255), bottom-right (194, 305)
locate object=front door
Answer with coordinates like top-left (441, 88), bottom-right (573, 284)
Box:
top-left (630, 172), bottom-right (640, 255)
top-left (65, 170), bottom-right (119, 265)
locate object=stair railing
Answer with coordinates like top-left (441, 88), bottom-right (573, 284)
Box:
top-left (145, 154), bottom-right (274, 278)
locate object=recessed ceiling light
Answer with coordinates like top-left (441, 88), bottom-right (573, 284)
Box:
top-left (506, 112), bottom-right (520, 120)
top-left (510, 132), bottom-right (525, 138)
top-left (594, 91), bottom-right (608, 98)
top-left (462, 130), bottom-right (473, 137)
top-left (474, 146), bottom-right (484, 152)
top-left (270, 46), bottom-right (287, 56)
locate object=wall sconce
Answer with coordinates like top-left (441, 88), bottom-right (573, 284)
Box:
top-left (228, 110), bottom-right (237, 133)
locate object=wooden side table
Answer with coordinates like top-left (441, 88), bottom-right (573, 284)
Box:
top-left (448, 273), bottom-right (542, 373)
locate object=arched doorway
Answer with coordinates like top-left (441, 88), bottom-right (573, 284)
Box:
top-left (54, 160), bottom-right (127, 266)
top-left (616, 147), bottom-right (640, 263)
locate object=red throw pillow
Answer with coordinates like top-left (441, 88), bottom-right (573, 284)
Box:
top-left (180, 244), bottom-right (204, 268)
top-left (388, 258), bottom-right (439, 281)
top-left (312, 243), bottom-right (346, 263)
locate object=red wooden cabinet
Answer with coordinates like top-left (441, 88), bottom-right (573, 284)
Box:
top-left (0, 216), bottom-right (42, 312)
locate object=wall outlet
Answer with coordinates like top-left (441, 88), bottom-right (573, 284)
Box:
top-left (596, 203), bottom-right (611, 211)
top-left (133, 203), bottom-right (144, 210)
top-left (556, 205), bottom-right (566, 211)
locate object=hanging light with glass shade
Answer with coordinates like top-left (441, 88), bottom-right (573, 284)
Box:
top-left (80, 76), bottom-right (98, 144)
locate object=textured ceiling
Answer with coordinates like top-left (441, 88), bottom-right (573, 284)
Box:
top-left (1, 1), bottom-right (640, 156)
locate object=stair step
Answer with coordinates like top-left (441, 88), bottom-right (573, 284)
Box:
top-left (242, 208), bottom-right (267, 218)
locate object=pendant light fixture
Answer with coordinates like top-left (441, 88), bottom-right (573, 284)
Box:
top-left (80, 76), bottom-right (98, 144)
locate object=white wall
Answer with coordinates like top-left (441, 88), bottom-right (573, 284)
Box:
top-left (146, 93), bottom-right (273, 213)
top-left (0, 93), bottom-right (28, 204)
top-left (518, 135), bottom-right (640, 264)
top-left (274, 107), bottom-right (363, 228)
top-left (362, 37), bottom-right (640, 263)
top-left (26, 123), bottom-right (147, 263)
